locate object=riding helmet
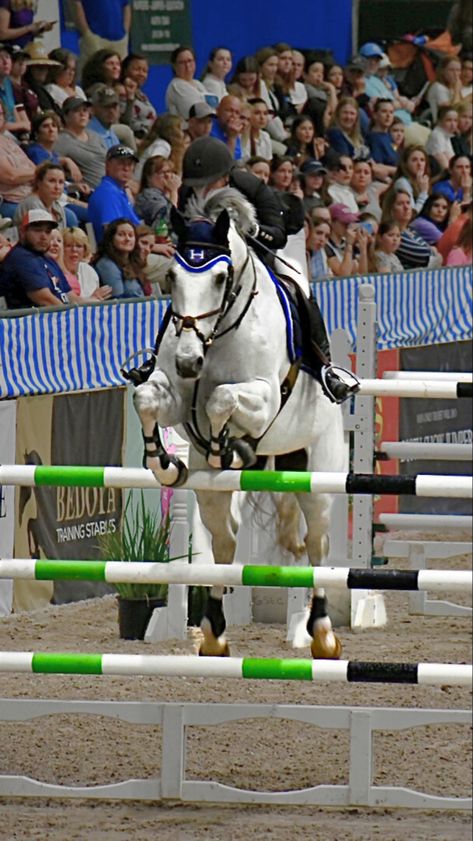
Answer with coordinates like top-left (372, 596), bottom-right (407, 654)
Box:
top-left (182, 137), bottom-right (233, 187)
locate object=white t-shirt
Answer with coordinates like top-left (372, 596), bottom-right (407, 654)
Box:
top-left (202, 75), bottom-right (228, 103)
top-left (78, 262), bottom-right (101, 297)
top-left (165, 78), bottom-right (208, 120)
top-left (425, 126), bottom-right (455, 162)
top-left (426, 82), bottom-right (451, 122)
top-left (134, 138), bottom-right (172, 183)
top-left (327, 183), bottom-right (359, 214)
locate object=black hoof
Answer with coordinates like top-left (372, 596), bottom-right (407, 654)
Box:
top-left (306, 595), bottom-right (327, 637)
top-left (202, 594), bottom-right (226, 638)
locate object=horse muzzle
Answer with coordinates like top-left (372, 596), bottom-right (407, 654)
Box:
top-left (175, 353), bottom-right (204, 380)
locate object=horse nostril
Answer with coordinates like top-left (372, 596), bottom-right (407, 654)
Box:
top-left (176, 355), bottom-right (204, 379)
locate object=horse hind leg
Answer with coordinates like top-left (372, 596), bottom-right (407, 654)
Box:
top-left (196, 489), bottom-right (236, 656)
top-left (297, 492), bottom-right (343, 660)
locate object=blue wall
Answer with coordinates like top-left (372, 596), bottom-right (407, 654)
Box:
top-left (61, 0), bottom-right (353, 113)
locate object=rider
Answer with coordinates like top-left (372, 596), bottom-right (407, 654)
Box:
top-left (179, 136), bottom-right (359, 403)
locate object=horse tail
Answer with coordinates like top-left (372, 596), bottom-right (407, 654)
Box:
top-left (273, 493), bottom-right (305, 559)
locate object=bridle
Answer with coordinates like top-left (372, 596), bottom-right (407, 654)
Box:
top-left (170, 241), bottom-right (257, 351)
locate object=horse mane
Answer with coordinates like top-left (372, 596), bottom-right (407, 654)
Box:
top-left (185, 188), bottom-right (258, 236)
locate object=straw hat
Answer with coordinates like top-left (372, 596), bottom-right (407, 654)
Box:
top-left (24, 40), bottom-right (61, 67)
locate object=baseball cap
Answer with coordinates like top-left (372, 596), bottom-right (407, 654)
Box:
top-left (189, 101), bottom-right (216, 120)
top-left (106, 144), bottom-right (139, 162)
top-left (300, 159), bottom-right (327, 176)
top-left (359, 42), bottom-right (384, 59)
top-left (21, 209), bottom-right (58, 228)
top-left (63, 96), bottom-right (91, 115)
top-left (329, 203), bottom-right (359, 224)
top-left (91, 84), bottom-right (120, 108)
top-left (345, 56), bottom-right (365, 72)
top-left (0, 42), bottom-right (14, 54)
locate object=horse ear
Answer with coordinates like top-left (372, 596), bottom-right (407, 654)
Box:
top-left (170, 206), bottom-right (187, 242)
top-left (213, 209), bottom-right (230, 246)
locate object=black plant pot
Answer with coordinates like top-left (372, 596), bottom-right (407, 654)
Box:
top-left (117, 596), bottom-right (165, 640)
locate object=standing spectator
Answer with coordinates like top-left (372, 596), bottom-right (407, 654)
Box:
top-left (425, 106), bottom-right (458, 170)
top-left (381, 188), bottom-right (441, 269)
top-left (326, 97), bottom-right (367, 159)
top-left (88, 83), bottom-right (121, 149)
top-left (45, 48), bottom-right (85, 108)
top-left (373, 221), bottom-right (404, 272)
top-left (453, 101), bottom-right (473, 156)
top-left (119, 53), bottom-right (156, 139)
top-left (202, 46), bottom-right (232, 104)
top-left (210, 94), bottom-right (243, 159)
top-left (0, 99), bottom-right (35, 217)
top-left (186, 101), bottom-right (215, 142)
top-left (0, 1), bottom-right (55, 49)
top-left (165, 45), bottom-right (207, 120)
top-left (93, 217), bottom-right (144, 299)
top-left (427, 56), bottom-right (463, 123)
top-left (326, 154), bottom-right (359, 213)
top-left (74, 0), bottom-right (131, 66)
top-left (366, 99), bottom-right (399, 179)
top-left (54, 96), bottom-right (106, 190)
top-left (88, 144), bottom-right (140, 244)
top-left (432, 153), bottom-right (472, 204)
top-left (393, 145), bottom-right (431, 212)
top-left (81, 48), bottom-right (122, 95)
top-left (0, 41), bottom-right (30, 133)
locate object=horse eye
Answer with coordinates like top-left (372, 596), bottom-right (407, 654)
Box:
top-left (215, 272), bottom-right (227, 285)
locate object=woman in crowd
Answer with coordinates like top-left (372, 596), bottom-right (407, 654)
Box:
top-left (119, 53), bottom-right (157, 139)
top-left (432, 153), bottom-right (472, 203)
top-left (326, 96), bottom-right (368, 159)
top-left (427, 56), bottom-right (463, 123)
top-left (373, 221), bottom-right (404, 272)
top-left (453, 101), bottom-right (473, 156)
top-left (228, 55), bottom-right (262, 101)
top-left (326, 154), bottom-right (359, 212)
top-left (245, 155), bottom-right (271, 183)
top-left (242, 98), bottom-right (272, 160)
top-left (93, 218), bottom-right (145, 299)
top-left (389, 118), bottom-right (405, 155)
top-left (0, 1), bottom-right (55, 48)
top-left (326, 202), bottom-right (369, 276)
top-left (202, 46), bottom-right (232, 103)
top-left (23, 40), bottom-right (62, 116)
top-left (274, 41), bottom-right (307, 120)
top-left (9, 45), bottom-right (38, 121)
top-left (62, 226), bottom-right (112, 299)
top-left (269, 156), bottom-right (296, 192)
top-left (327, 64), bottom-right (344, 98)
top-left (350, 158), bottom-right (382, 214)
top-left (303, 56), bottom-right (338, 114)
top-left (165, 45), bottom-right (207, 120)
top-left (256, 45), bottom-right (288, 144)
top-left (393, 145), bottom-right (431, 212)
top-left (445, 215), bottom-right (473, 266)
top-left (135, 113), bottom-right (186, 182)
top-left (366, 98), bottom-right (399, 179)
top-left (14, 161), bottom-right (69, 229)
top-left (381, 188), bottom-right (442, 269)
top-left (284, 114), bottom-right (321, 166)
top-left (134, 155), bottom-right (179, 252)
top-left (307, 215), bottom-right (333, 280)
top-left (299, 158), bottom-right (327, 213)
top-left (45, 48), bottom-right (85, 107)
top-left (0, 99), bottom-right (35, 217)
top-left (425, 105), bottom-right (458, 170)
top-left (81, 48), bottom-right (122, 94)
top-left (410, 194), bottom-right (461, 245)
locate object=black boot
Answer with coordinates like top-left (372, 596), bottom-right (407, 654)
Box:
top-left (306, 297), bottom-right (360, 404)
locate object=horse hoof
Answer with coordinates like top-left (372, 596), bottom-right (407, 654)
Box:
top-left (198, 639), bottom-right (230, 657)
top-left (310, 630), bottom-right (342, 660)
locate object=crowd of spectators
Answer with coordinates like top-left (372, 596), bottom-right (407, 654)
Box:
top-left (0, 3), bottom-right (471, 309)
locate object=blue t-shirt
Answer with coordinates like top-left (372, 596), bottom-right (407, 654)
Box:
top-left (25, 143), bottom-right (60, 166)
top-left (432, 180), bottom-right (464, 203)
top-left (210, 120), bottom-right (242, 160)
top-left (0, 244), bottom-right (70, 309)
top-left (88, 176), bottom-right (141, 243)
top-left (88, 116), bottom-right (121, 150)
top-left (0, 77), bottom-right (16, 122)
top-left (366, 131), bottom-right (399, 167)
top-left (79, 0), bottom-right (130, 41)
top-left (94, 255), bottom-right (144, 299)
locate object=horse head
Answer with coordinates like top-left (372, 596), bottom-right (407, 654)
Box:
top-left (168, 203), bottom-right (246, 380)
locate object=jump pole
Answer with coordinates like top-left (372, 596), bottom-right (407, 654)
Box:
top-left (1, 560), bottom-right (471, 594)
top-left (1, 652), bottom-right (471, 686)
top-left (357, 379), bottom-right (472, 399)
top-left (0, 466), bottom-right (471, 497)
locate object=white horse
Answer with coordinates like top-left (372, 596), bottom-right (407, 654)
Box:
top-left (133, 191), bottom-right (347, 658)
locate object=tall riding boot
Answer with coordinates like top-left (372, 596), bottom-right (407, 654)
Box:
top-left (307, 295), bottom-right (360, 404)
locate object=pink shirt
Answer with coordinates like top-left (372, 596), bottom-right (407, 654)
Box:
top-left (0, 134), bottom-right (35, 202)
top-left (65, 270), bottom-right (81, 295)
top-left (446, 247), bottom-right (472, 267)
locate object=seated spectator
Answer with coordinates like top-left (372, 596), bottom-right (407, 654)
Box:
top-left (326, 154), bottom-right (359, 213)
top-left (228, 55), bottom-right (262, 102)
top-left (269, 155), bottom-right (295, 192)
top-left (427, 56), bottom-right (463, 123)
top-left (326, 97), bottom-right (369, 160)
top-left (381, 188), bottom-right (442, 269)
top-left (242, 97), bottom-right (272, 160)
top-left (256, 46), bottom-right (288, 144)
top-left (460, 54), bottom-right (473, 98)
top-left (23, 40), bottom-right (62, 116)
top-left (389, 118), bottom-right (405, 155)
top-left (360, 42), bottom-right (413, 124)
top-left (0, 100), bottom-right (35, 217)
top-left (0, 41), bottom-right (31, 134)
top-left (134, 155), bottom-right (179, 248)
top-left (310, 203), bottom-right (332, 227)
top-left (54, 95), bottom-right (107, 190)
top-left (274, 41), bottom-right (307, 119)
top-left (135, 113), bottom-right (186, 182)
top-left (186, 101), bottom-right (215, 142)
top-left (393, 145), bottom-right (431, 212)
top-left (452, 101), bottom-right (472, 157)
top-left (327, 64), bottom-right (344, 98)
top-left (202, 46), bottom-right (232, 104)
top-left (245, 155), bottom-right (271, 183)
top-left (366, 99), bottom-right (399, 179)
top-left (62, 226), bottom-right (112, 299)
top-left (0, 209), bottom-right (78, 308)
top-left (445, 215), bottom-right (472, 265)
top-left (350, 158), bottom-right (382, 216)
top-left (432, 153), bottom-right (472, 203)
top-left (88, 143), bottom-right (140, 244)
top-left (119, 53), bottom-right (156, 139)
top-left (437, 206), bottom-right (471, 262)
top-left (425, 105), bottom-right (458, 170)
top-left (93, 217), bottom-right (144, 299)
top-left (303, 54), bottom-right (337, 113)
top-left (410, 194), bottom-right (461, 245)
top-left (284, 113), bottom-right (323, 166)
top-left (165, 45), bottom-right (207, 120)
top-left (210, 94), bottom-right (243, 159)
top-left (308, 215), bottom-right (332, 280)
top-left (299, 158), bottom-right (327, 213)
top-left (373, 221), bottom-right (404, 273)
top-left (0, 2), bottom-right (55, 49)
top-left (88, 83), bottom-right (121, 149)
top-left (45, 48), bottom-right (86, 107)
top-left (81, 48), bottom-right (122, 95)
top-left (326, 202), bottom-right (369, 276)
top-left (9, 43), bottom-right (38, 123)
top-left (14, 161), bottom-right (68, 229)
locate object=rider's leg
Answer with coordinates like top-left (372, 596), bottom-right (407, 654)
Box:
top-left (306, 295), bottom-right (360, 404)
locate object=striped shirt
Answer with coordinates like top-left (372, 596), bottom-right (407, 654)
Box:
top-left (396, 228), bottom-right (434, 270)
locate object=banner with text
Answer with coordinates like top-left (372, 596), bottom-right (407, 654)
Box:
top-left (131, 0), bottom-right (193, 64)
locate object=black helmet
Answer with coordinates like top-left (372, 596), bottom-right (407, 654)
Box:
top-left (182, 137), bottom-right (233, 187)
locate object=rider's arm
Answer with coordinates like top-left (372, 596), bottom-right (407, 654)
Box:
top-left (231, 169), bottom-right (288, 250)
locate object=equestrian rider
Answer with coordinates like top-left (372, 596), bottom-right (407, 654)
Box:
top-left (179, 136), bottom-right (359, 403)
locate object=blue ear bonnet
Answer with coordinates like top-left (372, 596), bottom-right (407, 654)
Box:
top-left (177, 219), bottom-right (231, 267)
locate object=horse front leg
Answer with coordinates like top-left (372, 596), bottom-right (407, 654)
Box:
top-left (205, 379), bottom-right (276, 469)
top-left (195, 487), bottom-right (237, 656)
top-left (133, 369), bottom-right (188, 487)
top-left (297, 492), bottom-right (342, 660)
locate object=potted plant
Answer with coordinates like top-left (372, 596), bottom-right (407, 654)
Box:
top-left (99, 492), bottom-right (175, 640)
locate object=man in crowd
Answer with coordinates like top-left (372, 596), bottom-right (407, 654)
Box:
top-left (210, 95), bottom-right (243, 159)
top-left (54, 96), bottom-right (107, 190)
top-left (187, 101), bottom-right (215, 142)
top-left (88, 84), bottom-right (122, 149)
top-left (0, 209), bottom-right (79, 309)
top-left (88, 144), bottom-right (140, 243)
